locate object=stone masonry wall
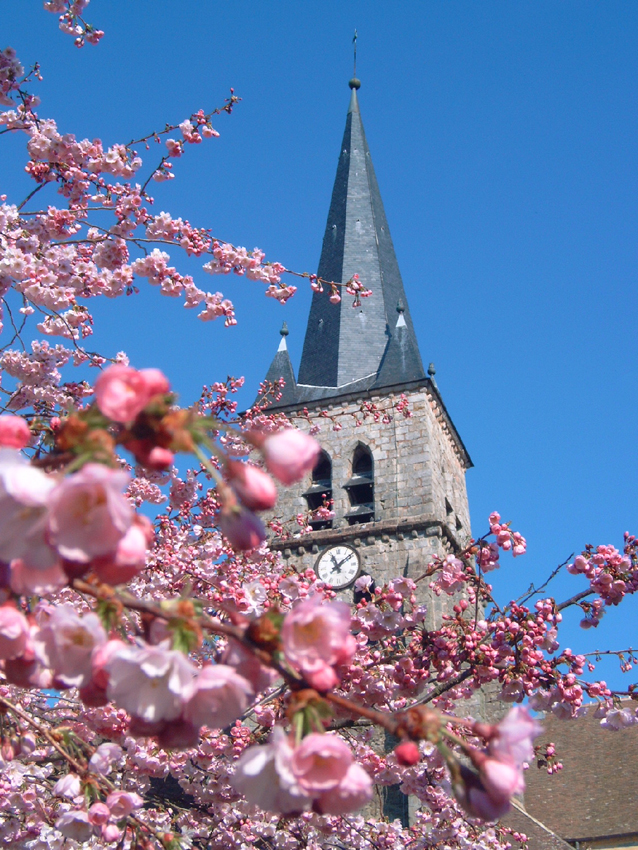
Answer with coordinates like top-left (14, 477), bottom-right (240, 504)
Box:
top-left (268, 382), bottom-right (472, 623)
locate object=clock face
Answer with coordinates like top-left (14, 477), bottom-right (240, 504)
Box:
top-left (315, 545), bottom-right (361, 589)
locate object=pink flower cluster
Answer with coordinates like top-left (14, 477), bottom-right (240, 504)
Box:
top-left (489, 512), bottom-right (527, 557)
top-left (203, 241), bottom-right (297, 304)
top-left (0, 48), bottom-right (23, 107)
top-left (219, 429), bottom-right (320, 551)
top-left (103, 644), bottom-right (253, 746)
top-left (457, 707), bottom-right (541, 821)
top-left (232, 728), bottom-right (372, 815)
top-left (567, 543), bottom-right (638, 621)
top-left (94, 363), bottom-right (170, 423)
top-left (0, 451), bottom-right (149, 593)
top-left (55, 786), bottom-right (142, 844)
top-left (281, 595), bottom-right (356, 691)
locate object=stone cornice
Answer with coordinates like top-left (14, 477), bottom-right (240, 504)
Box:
top-left (270, 515), bottom-right (466, 556)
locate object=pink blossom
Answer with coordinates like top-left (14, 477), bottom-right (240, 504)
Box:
top-left (10, 559), bottom-right (67, 595)
top-left (290, 733), bottom-right (352, 793)
top-left (55, 810), bottom-right (93, 842)
top-left (281, 595), bottom-right (354, 686)
top-left (455, 765), bottom-right (511, 821)
top-left (94, 364), bottom-right (168, 424)
top-left (126, 439), bottom-right (175, 470)
top-left (434, 555), bottom-right (465, 595)
top-left (0, 450), bottom-right (57, 569)
top-left (105, 790), bottom-right (144, 818)
top-left (227, 460), bottom-right (278, 512)
top-left (53, 773), bottom-right (82, 798)
top-left (106, 642), bottom-right (196, 723)
top-left (222, 638), bottom-right (278, 697)
top-left (139, 367), bottom-right (170, 397)
top-left (87, 802), bottom-right (111, 826)
top-left (102, 823), bottom-right (122, 843)
top-left (218, 505), bottom-right (265, 551)
top-left (94, 364), bottom-right (152, 422)
top-left (183, 663), bottom-right (253, 729)
top-left (490, 706), bottom-right (541, 766)
top-left (241, 579), bottom-right (268, 616)
top-left (89, 742), bottom-right (123, 776)
top-left (91, 516), bottom-right (151, 585)
top-left (317, 762), bottom-right (373, 815)
top-left (305, 664), bottom-right (339, 692)
top-left (252, 429), bottom-right (321, 486)
top-left (47, 463), bottom-right (133, 563)
top-left (3, 636), bottom-right (53, 690)
top-left (478, 542), bottom-right (500, 572)
top-left (394, 741), bottom-right (421, 766)
top-left (80, 638), bottom-right (127, 707)
top-left (479, 756), bottom-right (524, 799)
top-left (34, 603), bottom-right (107, 688)
top-left (0, 605), bottom-right (30, 660)
top-left (0, 415), bottom-right (30, 449)
top-left (231, 727), bottom-right (312, 814)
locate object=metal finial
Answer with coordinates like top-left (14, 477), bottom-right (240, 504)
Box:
top-left (349, 30), bottom-right (361, 90)
top-left (396, 299), bottom-right (405, 314)
top-left (353, 29), bottom-right (358, 76)
top-left (280, 321), bottom-right (289, 337)
top-left (428, 362), bottom-right (436, 377)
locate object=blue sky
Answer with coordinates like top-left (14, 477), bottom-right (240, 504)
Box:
top-left (3, 1), bottom-right (638, 690)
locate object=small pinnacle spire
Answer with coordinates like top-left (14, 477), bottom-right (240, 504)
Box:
top-left (280, 321), bottom-right (289, 337)
top-left (428, 362), bottom-right (436, 378)
top-left (397, 299), bottom-right (405, 314)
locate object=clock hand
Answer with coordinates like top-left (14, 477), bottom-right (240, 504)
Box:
top-left (335, 554), bottom-right (354, 569)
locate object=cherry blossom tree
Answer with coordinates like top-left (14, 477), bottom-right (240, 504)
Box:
top-left (0, 5), bottom-right (636, 849)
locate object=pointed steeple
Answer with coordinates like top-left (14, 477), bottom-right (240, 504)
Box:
top-left (374, 300), bottom-right (424, 388)
top-left (259, 322), bottom-right (298, 406)
top-left (296, 79), bottom-right (425, 395)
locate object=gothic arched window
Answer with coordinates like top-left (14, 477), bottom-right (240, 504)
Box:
top-left (303, 450), bottom-right (333, 530)
top-left (344, 444), bottom-right (374, 525)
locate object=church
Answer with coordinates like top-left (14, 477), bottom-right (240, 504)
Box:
top-left (260, 75), bottom-right (473, 619)
top-left (255, 75), bottom-right (638, 849)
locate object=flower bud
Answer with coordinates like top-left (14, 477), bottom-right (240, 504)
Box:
top-left (394, 741), bottom-right (421, 766)
top-left (227, 461), bottom-right (278, 512)
top-left (218, 506), bottom-right (265, 551)
top-left (0, 415), bottom-right (31, 450)
top-left (249, 429), bottom-right (320, 486)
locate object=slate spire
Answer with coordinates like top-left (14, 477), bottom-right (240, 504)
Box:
top-left (296, 79), bottom-right (425, 394)
top-left (260, 322), bottom-right (298, 407)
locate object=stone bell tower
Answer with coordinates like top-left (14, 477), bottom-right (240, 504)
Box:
top-left (260, 77), bottom-right (472, 626)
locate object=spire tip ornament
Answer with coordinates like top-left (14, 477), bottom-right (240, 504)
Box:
top-left (280, 321), bottom-right (289, 337)
top-left (349, 29), bottom-right (360, 90)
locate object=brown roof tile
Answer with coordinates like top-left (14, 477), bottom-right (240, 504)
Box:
top-left (517, 705), bottom-right (638, 842)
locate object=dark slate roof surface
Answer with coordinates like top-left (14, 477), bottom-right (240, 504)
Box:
top-left (260, 334), bottom-right (298, 407)
top-left (291, 84), bottom-right (424, 399)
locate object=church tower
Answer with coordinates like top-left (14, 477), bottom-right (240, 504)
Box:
top-left (261, 78), bottom-right (472, 619)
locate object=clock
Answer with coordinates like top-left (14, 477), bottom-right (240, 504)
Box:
top-left (315, 545), bottom-right (361, 589)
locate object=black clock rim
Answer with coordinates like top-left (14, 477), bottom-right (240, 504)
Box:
top-left (313, 544), bottom-right (361, 590)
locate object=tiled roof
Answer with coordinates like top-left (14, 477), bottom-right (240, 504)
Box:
top-left (506, 704), bottom-right (638, 844)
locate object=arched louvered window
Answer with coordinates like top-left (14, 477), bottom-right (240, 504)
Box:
top-left (303, 451), bottom-right (333, 530)
top-left (344, 444), bottom-right (374, 525)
